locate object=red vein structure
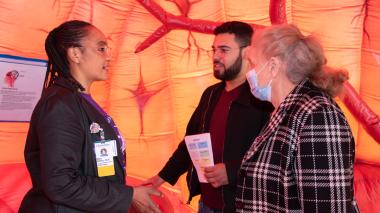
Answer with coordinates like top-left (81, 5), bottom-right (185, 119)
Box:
top-left (134, 0), bottom-right (270, 53)
top-left (135, 0), bottom-right (380, 143)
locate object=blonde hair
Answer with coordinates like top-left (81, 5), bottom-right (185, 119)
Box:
top-left (254, 24), bottom-right (348, 97)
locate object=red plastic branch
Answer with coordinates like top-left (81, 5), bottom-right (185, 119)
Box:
top-left (341, 82), bottom-right (380, 143)
top-left (135, 0), bottom-right (265, 53)
top-left (135, 0), bottom-right (380, 143)
top-left (270, 0), bottom-right (287, 24)
top-left (165, 0), bottom-right (202, 16)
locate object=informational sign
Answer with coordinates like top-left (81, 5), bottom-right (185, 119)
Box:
top-left (184, 133), bottom-right (214, 183)
top-left (0, 54), bottom-right (47, 122)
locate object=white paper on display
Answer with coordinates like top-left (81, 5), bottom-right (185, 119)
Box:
top-left (0, 54), bottom-right (47, 122)
top-left (184, 133), bottom-right (214, 183)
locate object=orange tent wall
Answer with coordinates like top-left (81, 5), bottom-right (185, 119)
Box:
top-left (0, 0), bottom-right (379, 212)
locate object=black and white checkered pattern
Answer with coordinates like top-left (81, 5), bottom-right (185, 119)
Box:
top-left (235, 80), bottom-right (355, 212)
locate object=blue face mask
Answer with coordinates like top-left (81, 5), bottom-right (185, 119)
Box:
top-left (246, 64), bottom-right (272, 102)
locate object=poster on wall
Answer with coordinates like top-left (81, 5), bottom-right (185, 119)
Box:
top-left (0, 54), bottom-right (47, 122)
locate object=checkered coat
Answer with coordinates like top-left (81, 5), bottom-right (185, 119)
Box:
top-left (235, 80), bottom-right (355, 213)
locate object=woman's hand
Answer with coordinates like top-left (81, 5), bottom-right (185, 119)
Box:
top-left (141, 175), bottom-right (165, 189)
top-left (132, 186), bottom-right (162, 213)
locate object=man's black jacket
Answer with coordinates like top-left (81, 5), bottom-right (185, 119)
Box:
top-left (158, 81), bottom-right (273, 212)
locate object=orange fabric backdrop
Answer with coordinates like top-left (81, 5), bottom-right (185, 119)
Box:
top-left (0, 0), bottom-right (379, 212)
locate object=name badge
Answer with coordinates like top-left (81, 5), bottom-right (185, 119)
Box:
top-left (94, 140), bottom-right (118, 177)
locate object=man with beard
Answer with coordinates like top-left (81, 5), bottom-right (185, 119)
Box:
top-left (144, 21), bottom-right (273, 213)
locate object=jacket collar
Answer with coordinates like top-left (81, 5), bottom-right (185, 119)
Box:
top-left (52, 77), bottom-right (80, 92)
top-left (215, 80), bottom-right (258, 106)
top-left (242, 79), bottom-right (310, 162)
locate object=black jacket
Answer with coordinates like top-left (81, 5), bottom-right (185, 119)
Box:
top-left (19, 78), bottom-right (133, 213)
top-left (158, 81), bottom-right (273, 212)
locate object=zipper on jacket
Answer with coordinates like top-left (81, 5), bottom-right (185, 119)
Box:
top-left (187, 87), bottom-right (216, 204)
top-left (220, 101), bottom-right (232, 213)
top-left (201, 87), bottom-right (216, 132)
top-left (186, 166), bottom-right (194, 205)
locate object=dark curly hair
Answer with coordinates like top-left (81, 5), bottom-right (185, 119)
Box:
top-left (214, 21), bottom-right (253, 47)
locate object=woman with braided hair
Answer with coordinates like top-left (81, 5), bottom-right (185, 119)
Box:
top-left (19, 20), bottom-right (161, 213)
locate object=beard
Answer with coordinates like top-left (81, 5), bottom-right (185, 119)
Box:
top-left (213, 52), bottom-right (243, 81)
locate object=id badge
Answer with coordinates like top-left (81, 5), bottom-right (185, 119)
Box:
top-left (94, 140), bottom-right (118, 177)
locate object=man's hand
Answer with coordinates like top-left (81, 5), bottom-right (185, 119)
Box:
top-left (204, 163), bottom-right (229, 188)
top-left (141, 175), bottom-right (165, 189)
top-left (132, 186), bottom-right (162, 213)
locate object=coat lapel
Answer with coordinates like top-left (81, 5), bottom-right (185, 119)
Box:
top-left (242, 79), bottom-right (309, 163)
top-left (79, 96), bottom-right (125, 176)
top-left (242, 106), bottom-right (287, 163)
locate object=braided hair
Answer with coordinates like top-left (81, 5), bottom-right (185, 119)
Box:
top-left (44, 20), bottom-right (92, 91)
